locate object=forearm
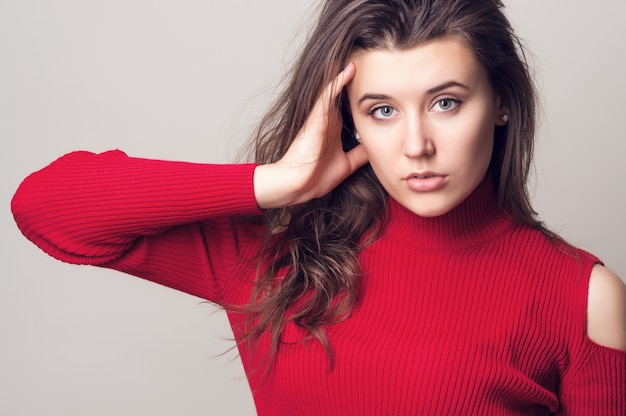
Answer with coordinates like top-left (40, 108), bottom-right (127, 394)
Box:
top-left (11, 150), bottom-right (262, 264)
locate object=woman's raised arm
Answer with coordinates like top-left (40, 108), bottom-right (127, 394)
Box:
top-left (253, 63), bottom-right (368, 209)
top-left (11, 149), bottom-right (262, 266)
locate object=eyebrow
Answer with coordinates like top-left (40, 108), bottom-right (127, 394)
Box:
top-left (427, 81), bottom-right (470, 94)
top-left (357, 81), bottom-right (471, 105)
top-left (357, 93), bottom-right (390, 105)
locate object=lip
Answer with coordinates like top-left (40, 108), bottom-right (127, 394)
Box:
top-left (404, 172), bottom-right (447, 192)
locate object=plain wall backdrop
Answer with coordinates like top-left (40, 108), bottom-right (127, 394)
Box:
top-left (1, 1), bottom-right (624, 415)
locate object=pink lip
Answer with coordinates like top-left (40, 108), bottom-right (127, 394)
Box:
top-left (405, 172), bottom-right (447, 192)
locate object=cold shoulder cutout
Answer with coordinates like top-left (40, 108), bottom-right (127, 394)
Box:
top-left (587, 264), bottom-right (626, 352)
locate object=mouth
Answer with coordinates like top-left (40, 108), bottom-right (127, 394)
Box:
top-left (406, 172), bottom-right (444, 180)
top-left (404, 173), bottom-right (447, 192)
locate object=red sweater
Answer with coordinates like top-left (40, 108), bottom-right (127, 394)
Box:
top-left (12, 150), bottom-right (626, 415)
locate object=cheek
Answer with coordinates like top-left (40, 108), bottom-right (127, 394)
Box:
top-left (475, 117), bottom-right (496, 152)
top-left (458, 109), bottom-right (496, 156)
top-left (360, 139), bottom-right (387, 167)
top-left (464, 124), bottom-right (495, 173)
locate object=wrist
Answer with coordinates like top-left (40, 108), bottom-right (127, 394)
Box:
top-left (253, 163), bottom-right (302, 209)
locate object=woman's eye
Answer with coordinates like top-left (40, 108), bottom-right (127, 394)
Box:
top-left (433, 98), bottom-right (461, 112)
top-left (370, 105), bottom-right (396, 120)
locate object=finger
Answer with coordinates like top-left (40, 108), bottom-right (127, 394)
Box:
top-left (318, 63), bottom-right (357, 107)
top-left (304, 63), bottom-right (356, 133)
top-left (331, 62), bottom-right (356, 99)
top-left (345, 143), bottom-right (369, 174)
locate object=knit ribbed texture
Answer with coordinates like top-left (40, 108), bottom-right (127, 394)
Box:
top-left (11, 150), bottom-right (262, 299)
top-left (12, 150), bottom-right (626, 415)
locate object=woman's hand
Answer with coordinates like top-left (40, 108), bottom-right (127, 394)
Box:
top-left (254, 63), bottom-right (368, 209)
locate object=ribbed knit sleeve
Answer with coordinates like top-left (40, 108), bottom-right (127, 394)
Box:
top-left (11, 150), bottom-right (264, 301)
top-left (558, 253), bottom-right (626, 415)
top-left (559, 341), bottom-right (626, 415)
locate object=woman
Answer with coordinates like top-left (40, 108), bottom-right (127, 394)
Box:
top-left (11, 0), bottom-right (625, 414)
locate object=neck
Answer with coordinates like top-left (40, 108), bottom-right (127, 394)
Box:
top-left (385, 179), bottom-right (512, 250)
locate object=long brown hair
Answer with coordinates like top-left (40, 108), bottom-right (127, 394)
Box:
top-left (241, 0), bottom-right (543, 370)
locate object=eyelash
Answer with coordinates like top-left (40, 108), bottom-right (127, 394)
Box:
top-left (367, 105), bottom-right (396, 121)
top-left (432, 97), bottom-right (462, 113)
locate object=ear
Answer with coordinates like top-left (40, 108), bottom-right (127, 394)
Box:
top-left (494, 94), bottom-right (509, 126)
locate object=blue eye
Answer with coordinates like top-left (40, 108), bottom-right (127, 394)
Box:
top-left (433, 98), bottom-right (461, 112)
top-left (370, 105), bottom-right (396, 120)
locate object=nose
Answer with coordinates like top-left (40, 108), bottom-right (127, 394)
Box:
top-left (403, 115), bottom-right (434, 158)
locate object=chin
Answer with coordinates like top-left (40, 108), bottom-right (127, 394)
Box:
top-left (405, 201), bottom-right (456, 218)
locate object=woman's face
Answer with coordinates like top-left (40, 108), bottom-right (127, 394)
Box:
top-left (347, 38), bottom-right (506, 217)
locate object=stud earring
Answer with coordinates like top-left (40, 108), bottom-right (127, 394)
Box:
top-left (355, 132), bottom-right (361, 142)
top-left (501, 114), bottom-right (509, 123)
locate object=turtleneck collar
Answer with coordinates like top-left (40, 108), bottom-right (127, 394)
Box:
top-left (384, 178), bottom-right (513, 250)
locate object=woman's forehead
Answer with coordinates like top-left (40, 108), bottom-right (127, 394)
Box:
top-left (348, 38), bottom-right (488, 97)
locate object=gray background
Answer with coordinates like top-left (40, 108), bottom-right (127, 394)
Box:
top-left (2, 1), bottom-right (624, 415)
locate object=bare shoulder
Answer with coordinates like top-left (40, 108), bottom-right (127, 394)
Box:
top-left (586, 264), bottom-right (626, 351)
